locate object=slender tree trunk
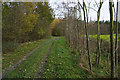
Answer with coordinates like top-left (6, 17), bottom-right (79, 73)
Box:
top-left (68, 9), bottom-right (71, 48)
top-left (96, 12), bottom-right (101, 64)
top-left (83, 2), bottom-right (92, 71)
top-left (109, 1), bottom-right (115, 78)
top-left (96, 1), bottom-right (103, 65)
top-left (77, 0), bottom-right (91, 70)
top-left (97, 12), bottom-right (101, 64)
top-left (115, 0), bottom-right (118, 77)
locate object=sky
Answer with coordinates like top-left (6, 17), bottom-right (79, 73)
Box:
top-left (49, 0), bottom-right (120, 22)
top-left (1, 0), bottom-right (120, 22)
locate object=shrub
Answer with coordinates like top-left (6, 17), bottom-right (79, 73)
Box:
top-left (2, 41), bottom-right (19, 54)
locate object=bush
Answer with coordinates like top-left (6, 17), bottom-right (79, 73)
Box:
top-left (2, 41), bottom-right (19, 54)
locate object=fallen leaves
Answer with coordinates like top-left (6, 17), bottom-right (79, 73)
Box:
top-left (68, 73), bottom-right (71, 76)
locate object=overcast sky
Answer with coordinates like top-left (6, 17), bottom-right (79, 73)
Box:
top-left (2, 0), bottom-right (120, 21)
top-left (49, 0), bottom-right (120, 22)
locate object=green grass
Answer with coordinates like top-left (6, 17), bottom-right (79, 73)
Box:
top-left (91, 53), bottom-right (110, 78)
top-left (41, 37), bottom-right (110, 78)
top-left (2, 37), bottom-right (53, 72)
top-left (89, 34), bottom-right (120, 42)
top-left (3, 36), bottom-right (113, 78)
top-left (41, 37), bottom-right (88, 78)
top-left (4, 39), bottom-right (55, 78)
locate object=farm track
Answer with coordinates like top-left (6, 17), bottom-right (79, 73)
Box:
top-left (35, 38), bottom-right (58, 78)
top-left (2, 38), bottom-right (56, 78)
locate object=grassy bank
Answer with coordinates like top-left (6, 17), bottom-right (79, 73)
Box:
top-left (2, 37), bottom-right (53, 72)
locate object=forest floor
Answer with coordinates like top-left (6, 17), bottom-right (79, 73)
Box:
top-left (2, 36), bottom-right (115, 78)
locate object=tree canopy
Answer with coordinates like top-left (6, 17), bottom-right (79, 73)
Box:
top-left (2, 2), bottom-right (54, 42)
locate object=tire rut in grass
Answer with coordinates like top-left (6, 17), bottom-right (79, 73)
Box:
top-left (2, 38), bottom-right (55, 78)
top-left (36, 38), bottom-right (59, 78)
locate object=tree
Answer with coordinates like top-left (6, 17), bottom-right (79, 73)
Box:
top-left (109, 0), bottom-right (115, 78)
top-left (87, 0), bottom-right (104, 64)
top-left (2, 2), bottom-right (38, 42)
top-left (115, 0), bottom-right (119, 77)
top-left (96, 0), bottom-right (103, 64)
top-left (31, 2), bottom-right (54, 39)
top-left (2, 2), bottom-right (54, 42)
top-left (78, 0), bottom-right (92, 71)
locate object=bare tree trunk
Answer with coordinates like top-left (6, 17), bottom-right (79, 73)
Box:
top-left (115, 0), bottom-right (118, 77)
top-left (78, 0), bottom-right (92, 71)
top-left (109, 1), bottom-right (115, 78)
top-left (96, 12), bottom-right (101, 64)
top-left (83, 1), bottom-right (92, 71)
top-left (97, 1), bottom-right (103, 64)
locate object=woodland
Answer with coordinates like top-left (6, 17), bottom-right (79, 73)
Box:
top-left (2, 0), bottom-right (120, 78)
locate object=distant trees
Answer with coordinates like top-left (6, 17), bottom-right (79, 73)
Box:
top-left (50, 19), bottom-right (65, 36)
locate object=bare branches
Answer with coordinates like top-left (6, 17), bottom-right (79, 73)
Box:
top-left (77, 0), bottom-right (83, 9)
top-left (88, 6), bottom-right (97, 12)
top-left (94, 0), bottom-right (99, 8)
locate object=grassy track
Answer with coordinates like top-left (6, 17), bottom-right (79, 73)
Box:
top-left (41, 37), bottom-right (110, 78)
top-left (2, 37), bottom-right (53, 72)
top-left (4, 38), bottom-right (55, 78)
top-left (41, 37), bottom-right (87, 78)
top-left (2, 36), bottom-right (114, 78)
